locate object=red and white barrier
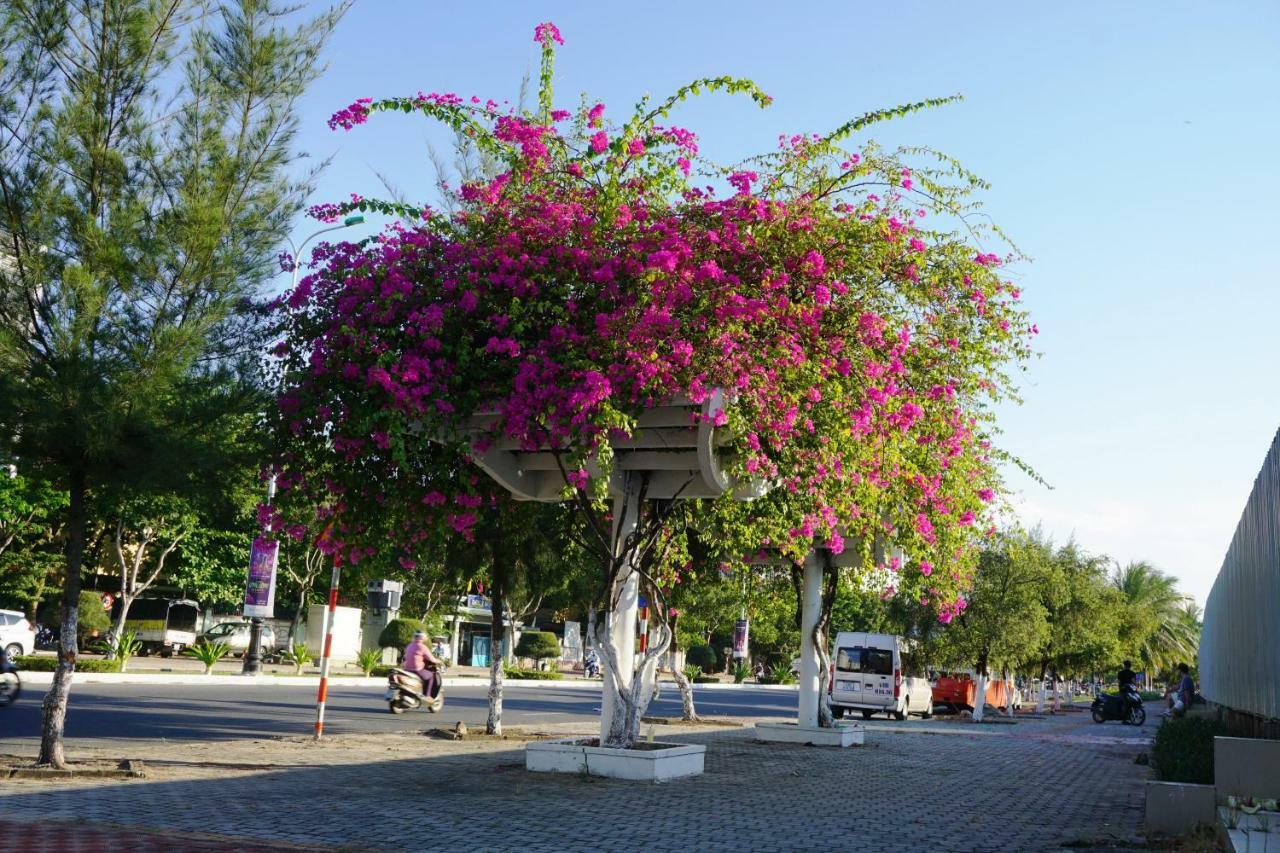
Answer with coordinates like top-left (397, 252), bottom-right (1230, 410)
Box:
top-left (313, 557), bottom-right (342, 740)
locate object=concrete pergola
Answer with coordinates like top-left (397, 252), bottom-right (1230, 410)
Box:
top-left (750, 535), bottom-right (903, 747)
top-left (464, 389), bottom-right (764, 741)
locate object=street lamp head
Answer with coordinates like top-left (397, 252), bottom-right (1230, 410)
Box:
top-left (342, 214), bottom-right (365, 227)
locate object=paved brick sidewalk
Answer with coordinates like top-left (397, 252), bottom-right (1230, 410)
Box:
top-left (0, 711), bottom-right (1153, 852)
top-left (0, 817), bottom-right (327, 851)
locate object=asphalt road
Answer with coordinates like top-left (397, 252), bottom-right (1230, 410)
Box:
top-left (0, 681), bottom-right (799, 744)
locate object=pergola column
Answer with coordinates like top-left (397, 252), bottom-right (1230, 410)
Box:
top-left (797, 553), bottom-right (823, 729)
top-left (598, 485), bottom-right (640, 742)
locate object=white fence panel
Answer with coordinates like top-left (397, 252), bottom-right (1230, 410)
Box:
top-left (1201, 428), bottom-right (1280, 723)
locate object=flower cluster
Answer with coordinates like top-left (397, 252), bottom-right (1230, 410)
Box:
top-left (273, 24), bottom-right (1033, 619)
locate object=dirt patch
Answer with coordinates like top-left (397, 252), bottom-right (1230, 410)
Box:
top-left (640, 716), bottom-right (744, 727)
top-left (2, 758), bottom-right (145, 780)
top-left (422, 726), bottom-right (557, 742)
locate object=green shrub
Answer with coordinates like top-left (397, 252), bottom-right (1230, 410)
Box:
top-left (732, 661), bottom-right (751, 684)
top-left (370, 664), bottom-right (395, 678)
top-left (281, 643), bottom-right (313, 674)
top-left (97, 629), bottom-right (143, 672)
top-left (355, 648), bottom-right (383, 677)
top-left (185, 639), bottom-right (231, 674)
top-left (692, 675), bottom-right (720, 684)
top-left (765, 661), bottom-right (796, 685)
top-left (681, 663), bottom-right (702, 684)
top-left (686, 644), bottom-right (717, 673)
top-left (514, 631), bottom-right (561, 666)
top-left (377, 618), bottom-right (426, 650)
top-left (502, 663), bottom-right (563, 680)
top-left (43, 591), bottom-right (112, 639)
top-left (15, 656), bottom-right (120, 673)
top-left (1151, 716), bottom-right (1228, 783)
top-left (1139, 690), bottom-right (1163, 702)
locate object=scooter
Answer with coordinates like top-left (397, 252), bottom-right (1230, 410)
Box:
top-left (584, 655), bottom-right (601, 679)
top-left (0, 648), bottom-right (20, 707)
top-left (385, 663), bottom-right (445, 714)
top-left (1090, 685), bottom-right (1145, 725)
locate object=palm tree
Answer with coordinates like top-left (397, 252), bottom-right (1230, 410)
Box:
top-left (1111, 561), bottom-right (1198, 678)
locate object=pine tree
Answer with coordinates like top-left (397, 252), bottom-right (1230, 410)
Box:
top-left (0, 0), bottom-right (345, 767)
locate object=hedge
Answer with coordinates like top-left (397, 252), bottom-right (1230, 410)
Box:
top-left (686, 644), bottom-right (718, 673)
top-left (1151, 716), bottom-right (1228, 784)
top-left (503, 667), bottom-right (563, 680)
top-left (514, 631), bottom-right (561, 662)
top-left (16, 656), bottom-right (121, 673)
top-left (377, 619), bottom-right (426, 650)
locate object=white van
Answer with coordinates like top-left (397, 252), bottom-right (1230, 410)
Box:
top-left (829, 632), bottom-right (933, 720)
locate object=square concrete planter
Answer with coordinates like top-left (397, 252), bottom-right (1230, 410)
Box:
top-left (1145, 781), bottom-right (1216, 836)
top-left (525, 738), bottom-right (705, 781)
top-left (1219, 806), bottom-right (1280, 853)
top-left (754, 722), bottom-right (865, 747)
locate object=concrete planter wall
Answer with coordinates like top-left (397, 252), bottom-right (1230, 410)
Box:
top-left (1215, 736), bottom-right (1280, 801)
top-left (1144, 781), bottom-right (1216, 836)
top-left (525, 738), bottom-right (705, 781)
top-left (754, 722), bottom-right (864, 747)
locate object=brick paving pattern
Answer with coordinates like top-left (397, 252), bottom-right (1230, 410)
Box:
top-left (0, 817), bottom-right (323, 851)
top-left (0, 711), bottom-right (1152, 852)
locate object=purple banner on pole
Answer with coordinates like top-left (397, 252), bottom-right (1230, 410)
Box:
top-left (732, 618), bottom-right (749, 659)
top-left (243, 537), bottom-right (279, 618)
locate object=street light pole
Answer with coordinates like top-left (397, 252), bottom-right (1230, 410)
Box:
top-left (242, 474), bottom-right (277, 675)
top-left (287, 214), bottom-right (366, 291)
top-left (242, 214), bottom-right (365, 676)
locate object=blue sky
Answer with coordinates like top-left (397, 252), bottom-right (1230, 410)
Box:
top-left (286, 2), bottom-right (1280, 604)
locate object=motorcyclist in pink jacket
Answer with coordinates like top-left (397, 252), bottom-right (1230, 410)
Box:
top-left (403, 630), bottom-right (442, 696)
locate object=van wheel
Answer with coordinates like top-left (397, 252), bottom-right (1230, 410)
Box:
top-left (861, 710), bottom-right (873, 720)
top-left (832, 706), bottom-right (845, 719)
top-left (894, 708), bottom-right (907, 721)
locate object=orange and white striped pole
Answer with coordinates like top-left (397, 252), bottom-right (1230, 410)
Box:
top-left (313, 553), bottom-right (341, 740)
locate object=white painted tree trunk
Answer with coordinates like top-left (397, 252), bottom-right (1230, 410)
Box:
top-left (972, 670), bottom-right (988, 722)
top-left (1037, 679), bottom-right (1047, 713)
top-left (598, 492), bottom-right (639, 746)
top-left (1004, 670), bottom-right (1015, 717)
top-left (672, 665), bottom-right (698, 721)
top-left (797, 555), bottom-right (823, 729)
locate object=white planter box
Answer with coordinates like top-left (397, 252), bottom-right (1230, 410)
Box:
top-left (754, 722), bottom-right (865, 747)
top-left (525, 738), bottom-right (705, 781)
top-left (1144, 781), bottom-right (1216, 835)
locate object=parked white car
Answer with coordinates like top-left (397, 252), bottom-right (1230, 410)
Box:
top-left (828, 631), bottom-right (933, 720)
top-left (0, 609), bottom-right (35, 659)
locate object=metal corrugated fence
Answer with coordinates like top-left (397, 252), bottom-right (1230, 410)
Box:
top-left (1200, 427), bottom-right (1280, 723)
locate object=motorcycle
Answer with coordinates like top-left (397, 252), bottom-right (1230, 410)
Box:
top-left (583, 655), bottom-right (601, 679)
top-left (35, 626), bottom-right (57, 651)
top-left (385, 663), bottom-right (445, 714)
top-left (1091, 685), bottom-right (1145, 725)
top-left (0, 648), bottom-right (20, 707)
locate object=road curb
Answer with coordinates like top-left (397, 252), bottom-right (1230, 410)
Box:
top-left (16, 671), bottom-right (802, 690)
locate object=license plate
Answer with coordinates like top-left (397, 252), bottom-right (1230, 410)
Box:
top-left (383, 688), bottom-right (396, 700)
top-left (837, 681), bottom-right (857, 692)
